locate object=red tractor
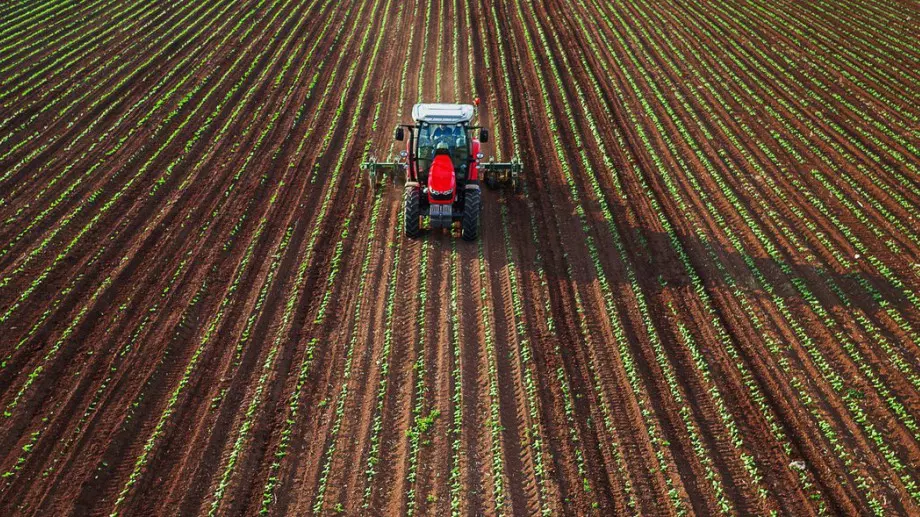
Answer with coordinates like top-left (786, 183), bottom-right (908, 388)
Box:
top-left (362, 101), bottom-right (521, 240)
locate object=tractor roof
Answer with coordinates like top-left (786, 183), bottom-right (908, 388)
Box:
top-left (412, 103), bottom-right (475, 124)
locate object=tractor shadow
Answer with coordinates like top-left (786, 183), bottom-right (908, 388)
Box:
top-left (488, 188), bottom-right (918, 321)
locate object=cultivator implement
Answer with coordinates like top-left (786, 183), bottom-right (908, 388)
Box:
top-left (479, 157), bottom-right (523, 192)
top-left (361, 153), bottom-right (408, 188)
top-left (362, 154), bottom-right (522, 192)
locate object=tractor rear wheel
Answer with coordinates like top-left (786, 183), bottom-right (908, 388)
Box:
top-left (461, 187), bottom-right (480, 241)
top-left (404, 185), bottom-right (420, 238)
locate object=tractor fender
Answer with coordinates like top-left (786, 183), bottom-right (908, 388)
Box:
top-left (405, 181), bottom-right (420, 188)
top-left (464, 183), bottom-right (480, 191)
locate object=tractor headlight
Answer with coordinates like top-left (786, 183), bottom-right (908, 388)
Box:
top-left (430, 188), bottom-right (453, 196)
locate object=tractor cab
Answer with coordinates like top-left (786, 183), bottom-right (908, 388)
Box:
top-left (407, 103), bottom-right (479, 189)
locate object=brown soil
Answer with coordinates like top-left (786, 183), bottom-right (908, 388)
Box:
top-left (1, 0), bottom-right (918, 515)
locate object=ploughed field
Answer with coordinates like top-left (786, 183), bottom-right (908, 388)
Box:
top-left (1, 0), bottom-right (919, 514)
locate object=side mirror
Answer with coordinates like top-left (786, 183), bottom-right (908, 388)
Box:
top-left (479, 128), bottom-right (489, 143)
top-left (394, 127), bottom-right (404, 141)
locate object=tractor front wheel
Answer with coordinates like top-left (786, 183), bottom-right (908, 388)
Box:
top-left (461, 187), bottom-right (480, 241)
top-left (404, 185), bottom-right (421, 238)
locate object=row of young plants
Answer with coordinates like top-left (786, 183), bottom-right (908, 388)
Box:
top-left (0, 0), bottom-right (162, 115)
top-left (475, 237), bottom-right (508, 515)
top-left (0, 0), bottom-right (297, 331)
top-left (567, 0), bottom-right (833, 510)
top-left (358, 2), bottom-right (422, 510)
top-left (201, 0), bottom-right (369, 511)
top-left (0, 0), bottom-right (82, 47)
top-left (0, 0), bottom-right (221, 173)
top-left (704, 0), bottom-right (920, 200)
top-left (0, 0), bottom-right (293, 388)
top-left (448, 5), bottom-right (469, 512)
top-left (310, 29), bottom-right (400, 512)
top-left (758, 0), bottom-right (920, 129)
top-left (515, 0), bottom-right (748, 512)
top-left (237, 2), bottom-right (400, 513)
top-left (556, 3), bottom-right (781, 510)
top-left (0, 0), bottom-right (113, 77)
top-left (485, 1), bottom-right (652, 513)
top-left (473, 18), bottom-right (557, 509)
top-left (406, 0), bottom-right (445, 515)
top-left (404, 1), bottom-right (440, 513)
top-left (446, 236), bottom-right (465, 513)
top-left (420, 3), bottom-right (464, 510)
top-left (670, 0), bottom-right (920, 354)
top-left (0, 0), bottom-right (244, 293)
top-left (450, 0), bottom-right (461, 102)
top-left (433, 0), bottom-right (444, 98)
top-left (102, 2), bottom-right (358, 488)
top-left (678, 0), bottom-right (920, 368)
top-left (0, 0), bottom-right (238, 222)
top-left (99, 0), bottom-right (354, 509)
top-left (358, 230), bottom-right (404, 507)
top-left (404, 235), bottom-right (431, 516)
top-left (592, 0), bottom-right (916, 508)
